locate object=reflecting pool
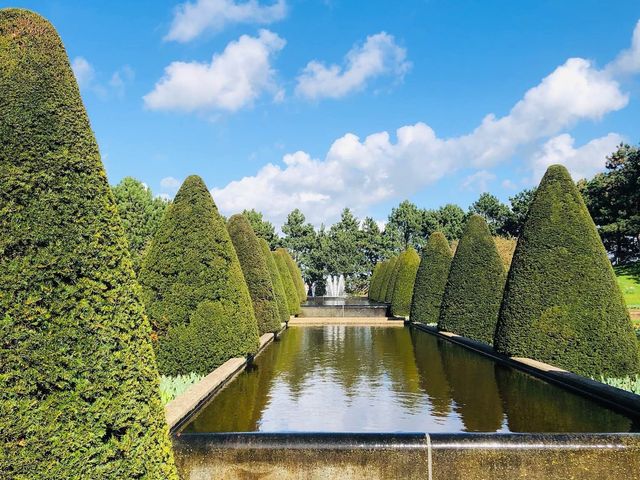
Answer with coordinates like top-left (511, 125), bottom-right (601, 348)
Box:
top-left (182, 326), bottom-right (640, 433)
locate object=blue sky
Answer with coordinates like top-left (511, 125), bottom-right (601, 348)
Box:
top-left (12, 0), bottom-right (640, 227)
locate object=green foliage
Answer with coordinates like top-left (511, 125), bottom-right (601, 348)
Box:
top-left (112, 177), bottom-right (168, 273)
top-left (228, 214), bottom-right (281, 335)
top-left (596, 375), bottom-right (640, 396)
top-left (0, 9), bottom-right (177, 478)
top-left (469, 193), bottom-right (512, 236)
top-left (280, 247), bottom-right (307, 302)
top-left (438, 215), bottom-right (506, 345)
top-left (495, 165), bottom-right (640, 377)
top-left (410, 232), bottom-right (453, 324)
top-left (385, 256), bottom-right (402, 303)
top-left (274, 249), bottom-right (301, 315)
top-left (615, 263), bottom-right (640, 308)
top-left (379, 256), bottom-right (398, 303)
top-left (494, 236), bottom-right (517, 270)
top-left (243, 209), bottom-right (278, 249)
top-left (159, 373), bottom-right (204, 405)
top-left (139, 175), bottom-right (258, 375)
top-left (391, 248), bottom-right (421, 317)
top-left (368, 262), bottom-right (383, 300)
top-left (388, 200), bottom-right (424, 249)
top-left (259, 238), bottom-right (290, 324)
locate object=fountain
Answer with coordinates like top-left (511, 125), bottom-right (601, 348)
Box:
top-left (325, 274), bottom-right (345, 297)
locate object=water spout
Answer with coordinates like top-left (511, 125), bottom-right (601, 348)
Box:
top-left (325, 274), bottom-right (346, 297)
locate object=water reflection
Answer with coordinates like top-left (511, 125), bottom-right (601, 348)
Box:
top-left (183, 326), bottom-right (639, 433)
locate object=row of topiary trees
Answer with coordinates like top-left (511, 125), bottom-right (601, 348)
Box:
top-left (368, 248), bottom-right (420, 318)
top-left (0, 9), bottom-right (307, 478)
top-left (371, 165), bottom-right (640, 378)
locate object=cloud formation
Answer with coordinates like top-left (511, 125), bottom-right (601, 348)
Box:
top-left (72, 57), bottom-right (135, 99)
top-left (144, 30), bottom-right (285, 112)
top-left (295, 32), bottom-right (411, 100)
top-left (165, 0), bottom-right (287, 42)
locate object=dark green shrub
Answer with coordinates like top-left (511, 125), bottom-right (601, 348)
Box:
top-left (391, 248), bottom-right (420, 317)
top-left (0, 9), bottom-right (177, 478)
top-left (410, 232), bottom-right (453, 324)
top-left (380, 256), bottom-right (398, 303)
top-left (374, 261), bottom-right (389, 301)
top-left (494, 165), bottom-right (640, 377)
top-left (280, 248), bottom-right (307, 302)
top-left (438, 214), bottom-right (506, 345)
top-left (385, 256), bottom-right (402, 303)
top-left (368, 262), bottom-right (384, 300)
top-left (227, 214), bottom-right (281, 335)
top-left (274, 250), bottom-right (301, 315)
top-left (139, 176), bottom-right (258, 375)
top-left (259, 238), bottom-right (290, 324)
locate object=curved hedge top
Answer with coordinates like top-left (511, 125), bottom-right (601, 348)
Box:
top-left (274, 249), bottom-right (301, 315)
top-left (380, 256), bottom-right (398, 303)
top-left (385, 256), bottom-right (403, 303)
top-left (0, 9), bottom-right (177, 478)
top-left (139, 176), bottom-right (258, 375)
top-left (494, 165), bottom-right (640, 377)
top-left (259, 238), bottom-right (290, 325)
top-left (438, 215), bottom-right (506, 345)
top-left (391, 248), bottom-right (421, 317)
top-left (368, 262), bottom-right (384, 301)
top-left (280, 248), bottom-right (306, 302)
top-left (410, 232), bottom-right (453, 324)
top-left (228, 214), bottom-right (281, 335)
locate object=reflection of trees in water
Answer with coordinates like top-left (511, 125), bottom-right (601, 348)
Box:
top-left (439, 340), bottom-right (504, 432)
top-left (410, 329), bottom-right (452, 417)
top-left (495, 366), bottom-right (633, 433)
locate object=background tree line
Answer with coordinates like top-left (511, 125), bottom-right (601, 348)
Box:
top-left (112, 143), bottom-right (639, 294)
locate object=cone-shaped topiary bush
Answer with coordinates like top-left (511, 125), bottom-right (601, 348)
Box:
top-left (139, 176), bottom-right (258, 376)
top-left (410, 232), bottom-right (453, 324)
top-left (259, 238), bottom-right (290, 325)
top-left (274, 249), bottom-right (301, 315)
top-left (391, 248), bottom-right (421, 317)
top-left (494, 165), bottom-right (640, 377)
top-left (438, 215), bottom-right (506, 344)
top-left (0, 9), bottom-right (177, 478)
top-left (380, 256), bottom-right (398, 303)
top-left (385, 256), bottom-right (402, 303)
top-left (228, 214), bottom-right (281, 335)
top-left (368, 262), bottom-right (384, 300)
top-left (280, 248), bottom-right (307, 302)
top-left (374, 261), bottom-right (390, 301)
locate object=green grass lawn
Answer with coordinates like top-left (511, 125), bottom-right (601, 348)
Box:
top-left (615, 263), bottom-right (640, 310)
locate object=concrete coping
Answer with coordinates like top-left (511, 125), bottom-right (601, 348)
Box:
top-left (165, 326), bottom-right (285, 431)
top-left (288, 317), bottom-right (404, 326)
top-left (411, 322), bottom-right (640, 418)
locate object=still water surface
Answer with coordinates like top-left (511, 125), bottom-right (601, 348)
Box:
top-left (183, 326), bottom-right (640, 433)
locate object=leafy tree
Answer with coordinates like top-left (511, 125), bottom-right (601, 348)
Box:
top-left (410, 232), bottom-right (453, 324)
top-left (435, 204), bottom-right (466, 241)
top-left (112, 177), bottom-right (168, 273)
top-left (438, 215), bottom-right (506, 345)
top-left (0, 9), bottom-right (178, 478)
top-left (328, 208), bottom-right (367, 292)
top-left (281, 208), bottom-right (315, 263)
top-left (495, 165), bottom-right (639, 377)
top-left (305, 225), bottom-right (331, 295)
top-left (387, 200), bottom-right (424, 249)
top-left (258, 238), bottom-right (290, 324)
top-left (243, 209), bottom-right (279, 249)
top-left (503, 188), bottom-right (536, 237)
top-left (391, 248), bottom-right (421, 317)
top-left (469, 193), bottom-right (512, 236)
top-left (273, 249), bottom-right (301, 314)
top-left (139, 176), bottom-right (258, 375)
top-left (228, 214), bottom-right (281, 335)
top-left (361, 216), bottom-right (385, 269)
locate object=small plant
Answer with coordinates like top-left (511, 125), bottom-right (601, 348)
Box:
top-left (596, 375), bottom-right (640, 396)
top-left (160, 373), bottom-right (205, 405)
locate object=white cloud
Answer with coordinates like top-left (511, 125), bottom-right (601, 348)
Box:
top-left (144, 30), bottom-right (285, 112)
top-left (462, 170), bottom-right (497, 192)
top-left (209, 20), bottom-right (639, 228)
top-left (160, 176), bottom-right (182, 189)
top-left (165, 0), bottom-right (287, 42)
top-left (606, 20), bottom-right (640, 75)
top-left (529, 133), bottom-right (623, 183)
top-left (501, 179), bottom-right (518, 190)
top-left (295, 32), bottom-right (411, 100)
top-left (72, 57), bottom-right (134, 98)
top-left (72, 57), bottom-right (95, 88)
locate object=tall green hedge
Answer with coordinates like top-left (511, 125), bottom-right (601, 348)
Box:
top-left (494, 165), bottom-right (640, 377)
top-left (259, 238), bottom-right (290, 325)
top-left (380, 256), bottom-right (398, 303)
top-left (438, 215), bottom-right (506, 345)
top-left (139, 176), bottom-right (258, 376)
top-left (410, 232), bottom-right (453, 324)
top-left (391, 248), bottom-right (421, 317)
top-left (368, 262), bottom-right (384, 301)
top-left (374, 261), bottom-right (390, 301)
top-left (274, 249), bottom-right (301, 315)
top-left (0, 9), bottom-right (177, 478)
top-left (280, 248), bottom-right (307, 302)
top-left (385, 256), bottom-right (402, 303)
top-left (228, 214), bottom-right (281, 335)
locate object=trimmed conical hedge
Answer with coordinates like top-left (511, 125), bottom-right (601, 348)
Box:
top-left (280, 248), bottom-right (307, 302)
top-left (438, 215), bottom-right (506, 345)
top-left (274, 249), bottom-right (301, 315)
top-left (391, 248), bottom-right (421, 317)
top-left (380, 256), bottom-right (398, 303)
top-left (0, 9), bottom-right (177, 478)
top-left (385, 256), bottom-right (402, 303)
top-left (139, 176), bottom-right (258, 376)
top-left (410, 232), bottom-right (453, 324)
top-left (228, 214), bottom-right (281, 335)
top-left (259, 238), bottom-right (290, 325)
top-left (368, 262), bottom-right (384, 300)
top-left (495, 165), bottom-right (640, 377)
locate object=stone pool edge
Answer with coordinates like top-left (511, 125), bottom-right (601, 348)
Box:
top-left (411, 322), bottom-right (640, 418)
top-left (165, 322), bottom-right (288, 432)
